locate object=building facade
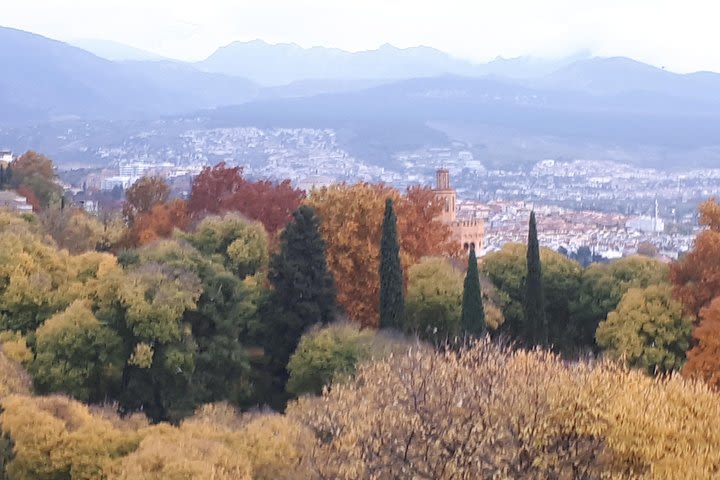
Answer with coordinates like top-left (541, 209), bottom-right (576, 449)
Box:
top-left (433, 169), bottom-right (484, 253)
top-left (0, 150), bottom-right (13, 166)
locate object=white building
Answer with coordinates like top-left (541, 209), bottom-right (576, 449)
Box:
top-left (626, 216), bottom-right (665, 233)
top-left (0, 150), bottom-right (13, 165)
top-left (118, 161), bottom-right (175, 178)
top-left (0, 191), bottom-right (33, 213)
top-left (101, 176), bottom-right (132, 191)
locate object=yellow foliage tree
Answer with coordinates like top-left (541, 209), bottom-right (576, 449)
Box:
top-left (0, 350), bottom-right (31, 398)
top-left (0, 395), bottom-right (143, 480)
top-left (0, 224), bottom-right (122, 334)
top-left (288, 340), bottom-right (720, 479)
top-left (107, 423), bottom-right (253, 480)
top-left (596, 284), bottom-right (693, 374)
top-left (39, 207), bottom-right (106, 254)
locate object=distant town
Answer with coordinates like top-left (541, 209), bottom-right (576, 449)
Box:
top-left (2, 125), bottom-right (716, 260)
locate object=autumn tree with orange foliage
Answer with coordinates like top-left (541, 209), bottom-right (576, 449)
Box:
top-left (9, 151), bottom-right (63, 209)
top-left (670, 198), bottom-right (720, 316)
top-left (122, 176), bottom-right (170, 226)
top-left (307, 183), bottom-right (454, 327)
top-left (671, 198), bottom-right (720, 388)
top-left (683, 297), bottom-right (720, 388)
top-left (126, 199), bottom-right (190, 247)
top-left (187, 163), bottom-right (304, 235)
top-left (119, 177), bottom-right (188, 248)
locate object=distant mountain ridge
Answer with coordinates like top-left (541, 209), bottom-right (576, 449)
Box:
top-left (195, 39), bottom-right (587, 86)
top-left (536, 56), bottom-right (720, 101)
top-left (66, 39), bottom-right (167, 62)
top-left (0, 26), bottom-right (258, 123)
top-left (3, 24), bottom-right (720, 172)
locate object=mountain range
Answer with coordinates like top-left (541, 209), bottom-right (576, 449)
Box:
top-left (67, 39), bottom-right (167, 62)
top-left (0, 27), bottom-right (259, 123)
top-left (194, 40), bottom-right (588, 86)
top-left (3, 25), bottom-right (720, 169)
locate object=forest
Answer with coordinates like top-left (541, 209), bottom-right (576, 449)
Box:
top-left (0, 151), bottom-right (718, 478)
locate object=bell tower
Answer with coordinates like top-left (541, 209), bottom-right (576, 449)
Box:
top-left (434, 168), bottom-right (456, 223)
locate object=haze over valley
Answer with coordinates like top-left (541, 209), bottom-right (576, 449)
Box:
top-left (2, 23), bottom-right (720, 259)
top-left (3, 25), bottom-right (720, 172)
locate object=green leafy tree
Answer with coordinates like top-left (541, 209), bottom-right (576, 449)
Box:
top-left (287, 322), bottom-right (414, 396)
top-left (112, 261), bottom-right (202, 422)
top-left (379, 198), bottom-right (404, 329)
top-left (572, 256), bottom-right (669, 349)
top-left (405, 257), bottom-right (463, 342)
top-left (29, 300), bottom-right (124, 402)
top-left (287, 323), bottom-right (375, 396)
top-left (461, 247), bottom-right (486, 337)
top-left (125, 240), bottom-right (262, 420)
top-left (524, 211), bottom-right (548, 347)
top-left (482, 243), bottom-right (582, 351)
top-left (0, 228), bottom-right (117, 336)
top-left (183, 213), bottom-right (269, 278)
top-left (596, 284), bottom-right (692, 374)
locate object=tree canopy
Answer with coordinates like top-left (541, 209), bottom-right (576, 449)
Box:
top-left (307, 183), bottom-right (453, 327)
top-left (481, 243), bottom-right (582, 350)
top-left (573, 256), bottom-right (669, 348)
top-left (596, 284), bottom-right (693, 374)
top-left (671, 198), bottom-right (720, 317)
top-left (8, 151), bottom-right (63, 210)
top-left (405, 257), bottom-right (463, 342)
top-left (187, 162), bottom-right (304, 235)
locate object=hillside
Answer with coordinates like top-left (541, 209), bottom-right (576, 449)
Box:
top-left (65, 38), bottom-right (167, 61)
top-left (0, 27), bottom-right (258, 123)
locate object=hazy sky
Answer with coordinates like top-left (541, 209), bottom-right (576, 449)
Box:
top-left (2, 0), bottom-right (719, 72)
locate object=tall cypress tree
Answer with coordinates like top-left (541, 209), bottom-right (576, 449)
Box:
top-left (379, 197), bottom-right (405, 330)
top-left (461, 246), bottom-right (485, 337)
top-left (266, 205), bottom-right (337, 375)
top-left (524, 211), bottom-right (548, 346)
top-left (0, 164), bottom-right (5, 190)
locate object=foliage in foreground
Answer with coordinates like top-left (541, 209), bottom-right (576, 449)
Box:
top-left (288, 340), bottom-right (720, 480)
top-left (1, 339), bottom-right (720, 478)
top-left (286, 322), bottom-right (415, 396)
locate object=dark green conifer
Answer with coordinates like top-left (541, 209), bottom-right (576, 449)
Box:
top-left (524, 210), bottom-right (548, 346)
top-left (379, 197), bottom-right (405, 329)
top-left (266, 205), bottom-right (337, 371)
top-left (461, 246), bottom-right (485, 336)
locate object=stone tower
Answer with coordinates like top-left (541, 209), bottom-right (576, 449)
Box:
top-left (434, 169), bottom-right (456, 223)
top-left (432, 169), bottom-right (484, 254)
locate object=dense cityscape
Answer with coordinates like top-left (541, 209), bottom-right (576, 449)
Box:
top-left (15, 125), bottom-right (711, 260)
